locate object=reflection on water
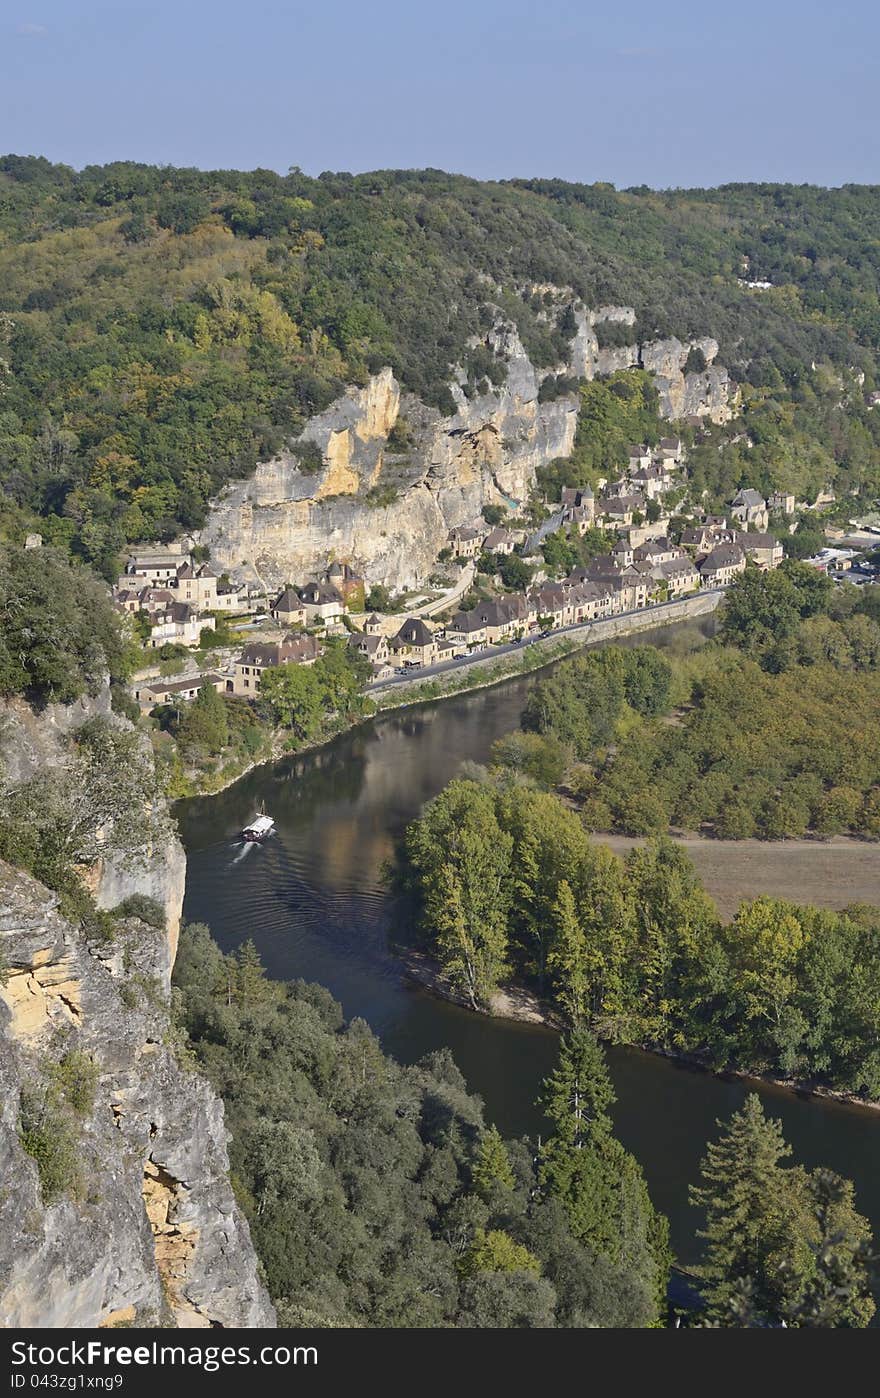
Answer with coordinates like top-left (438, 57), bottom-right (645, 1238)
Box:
top-left (177, 618), bottom-right (880, 1269)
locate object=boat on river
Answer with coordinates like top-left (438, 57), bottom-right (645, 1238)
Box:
top-left (240, 811), bottom-right (275, 842)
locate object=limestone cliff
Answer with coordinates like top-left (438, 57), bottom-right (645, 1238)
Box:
top-left (0, 696), bottom-right (273, 1328)
top-left (198, 298), bottom-right (737, 592)
top-left (199, 331), bottom-right (578, 592)
top-left (0, 693), bottom-right (186, 963)
top-left (0, 864), bottom-right (273, 1328)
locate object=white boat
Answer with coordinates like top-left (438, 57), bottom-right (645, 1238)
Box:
top-left (240, 812), bottom-right (275, 842)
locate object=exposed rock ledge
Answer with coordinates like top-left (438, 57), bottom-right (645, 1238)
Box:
top-left (0, 860), bottom-right (274, 1328)
top-left (198, 303), bottom-right (736, 592)
top-left (0, 692), bottom-right (273, 1328)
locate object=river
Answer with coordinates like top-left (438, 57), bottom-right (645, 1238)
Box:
top-left (176, 618), bottom-right (880, 1273)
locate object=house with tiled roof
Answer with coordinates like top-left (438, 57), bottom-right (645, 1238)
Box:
top-left (699, 543), bottom-right (746, 586)
top-left (270, 588), bottom-right (307, 627)
top-left (732, 531), bottom-right (784, 570)
top-left (298, 580), bottom-right (345, 625)
top-left (730, 489), bottom-right (769, 531)
top-left (389, 617), bottom-right (438, 667)
top-left (231, 634), bottom-right (322, 697)
top-left (651, 556), bottom-right (701, 597)
top-left (447, 525), bottom-right (484, 559)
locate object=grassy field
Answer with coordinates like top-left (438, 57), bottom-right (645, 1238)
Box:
top-left (593, 833), bottom-right (880, 920)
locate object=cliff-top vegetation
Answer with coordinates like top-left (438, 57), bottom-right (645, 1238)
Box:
top-left (2, 158), bottom-right (880, 574)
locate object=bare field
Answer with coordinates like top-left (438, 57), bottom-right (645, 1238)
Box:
top-left (593, 833), bottom-right (880, 920)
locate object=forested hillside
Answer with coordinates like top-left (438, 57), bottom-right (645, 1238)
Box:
top-left (2, 157), bottom-right (880, 574)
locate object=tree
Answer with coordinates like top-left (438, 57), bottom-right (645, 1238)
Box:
top-left (471, 1126), bottom-right (515, 1201)
top-left (724, 899), bottom-right (806, 1071)
top-left (497, 553), bottom-right (533, 590)
top-left (258, 664), bottom-right (326, 740)
top-left (539, 1033), bottom-right (668, 1314)
top-left (460, 1228), bottom-right (542, 1278)
top-left (0, 546), bottom-right (130, 702)
top-left (546, 881), bottom-right (590, 1030)
top-left (0, 716), bottom-right (167, 884)
top-left (540, 1030), bottom-right (614, 1153)
top-left (690, 1095), bottom-right (795, 1322)
top-left (176, 682), bottom-right (229, 758)
top-left (489, 730), bottom-right (568, 789)
top-left (691, 1096), bottom-right (875, 1327)
top-left (404, 781), bottom-right (512, 1008)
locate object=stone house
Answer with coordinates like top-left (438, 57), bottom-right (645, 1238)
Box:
top-left (134, 672), bottom-right (226, 714)
top-left (348, 631), bottom-right (390, 672)
top-left (146, 602), bottom-right (210, 649)
top-left (651, 557), bottom-right (700, 597)
top-left (445, 608), bottom-right (490, 650)
top-left (656, 436), bottom-right (683, 462)
top-left (561, 486), bottom-right (597, 534)
top-left (730, 489), bottom-right (769, 532)
top-left (447, 526), bottom-right (484, 559)
top-left (270, 587), bottom-right (307, 627)
top-left (482, 527), bottom-right (518, 555)
top-left (681, 523), bottom-right (736, 554)
top-left (768, 490), bottom-right (796, 516)
top-left (699, 544), bottom-right (747, 587)
top-left (124, 546), bottom-right (187, 582)
top-left (634, 538), bottom-right (684, 566)
top-left (445, 595), bottom-right (533, 649)
top-left (114, 588), bottom-right (142, 614)
top-left (230, 635), bottom-right (322, 697)
top-left (600, 494), bottom-right (646, 529)
top-left (389, 617), bottom-right (438, 667)
top-left (733, 531), bottom-right (784, 570)
top-left (174, 562), bottom-right (219, 611)
top-left (323, 561), bottom-right (365, 608)
top-left (298, 581), bottom-right (345, 626)
top-left (627, 444), bottom-right (652, 471)
top-left (133, 587), bottom-right (176, 614)
top-left (630, 465), bottom-right (672, 500)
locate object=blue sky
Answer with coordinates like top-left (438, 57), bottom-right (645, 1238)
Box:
top-left (3, 0), bottom-right (877, 187)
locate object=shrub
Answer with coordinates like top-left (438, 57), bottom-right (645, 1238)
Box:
top-left (50, 1051), bottom-right (99, 1116)
top-left (112, 894), bottom-right (166, 930)
top-left (18, 1086), bottom-right (83, 1204)
top-left (292, 440), bottom-right (324, 474)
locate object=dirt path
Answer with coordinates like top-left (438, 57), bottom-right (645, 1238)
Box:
top-left (592, 833), bottom-right (880, 919)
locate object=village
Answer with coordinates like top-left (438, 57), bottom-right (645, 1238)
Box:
top-left (117, 434), bottom-right (876, 714)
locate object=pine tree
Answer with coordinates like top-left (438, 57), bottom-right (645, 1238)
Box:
top-left (547, 880), bottom-right (589, 1029)
top-left (235, 938), bottom-right (270, 1007)
top-left (538, 1031), bottom-right (669, 1322)
top-left (540, 1030), bottom-right (614, 1151)
top-left (471, 1125), bottom-right (515, 1202)
top-left (690, 1094), bottom-right (796, 1322)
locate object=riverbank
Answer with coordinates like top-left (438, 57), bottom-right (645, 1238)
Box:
top-left (373, 589), bottom-right (723, 714)
top-left (401, 948), bottom-right (880, 1115)
top-left (175, 592), bottom-right (723, 796)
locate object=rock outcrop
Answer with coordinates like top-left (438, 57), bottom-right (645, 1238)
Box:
top-left (198, 296), bottom-right (737, 591)
top-left (199, 329), bottom-right (578, 592)
top-left (0, 862), bottom-right (273, 1328)
top-left (0, 691), bottom-right (273, 1328)
top-left (0, 694), bottom-right (186, 958)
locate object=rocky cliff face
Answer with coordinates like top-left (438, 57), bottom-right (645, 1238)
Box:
top-left (0, 696), bottom-right (273, 1328)
top-left (0, 864), bottom-right (273, 1328)
top-left (0, 693), bottom-right (187, 963)
top-left (198, 298), bottom-right (737, 592)
top-left (199, 331), bottom-right (578, 592)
